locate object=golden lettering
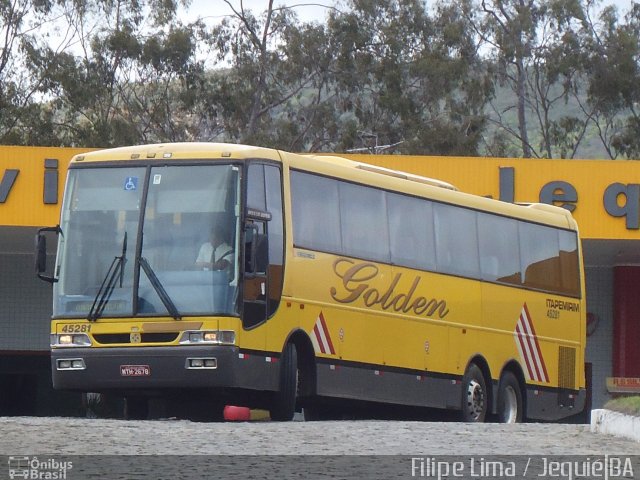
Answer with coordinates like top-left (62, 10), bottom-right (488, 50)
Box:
top-left (411, 297), bottom-right (427, 314)
top-left (330, 258), bottom-right (378, 303)
top-left (330, 258), bottom-right (449, 319)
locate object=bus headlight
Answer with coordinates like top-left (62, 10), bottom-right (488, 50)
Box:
top-left (51, 333), bottom-right (92, 347)
top-left (179, 330), bottom-right (235, 345)
top-left (57, 358), bottom-right (86, 370)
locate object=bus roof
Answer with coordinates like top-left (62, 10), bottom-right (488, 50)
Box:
top-left (281, 151), bottom-right (578, 232)
top-left (70, 142), bottom-right (283, 164)
top-left (71, 142), bottom-right (578, 231)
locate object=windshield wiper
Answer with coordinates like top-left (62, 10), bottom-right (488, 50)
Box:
top-left (139, 256), bottom-right (181, 320)
top-left (87, 232), bottom-right (127, 322)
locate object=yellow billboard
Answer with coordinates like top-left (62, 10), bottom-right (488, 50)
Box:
top-left (0, 146), bottom-right (91, 227)
top-left (3, 145), bottom-right (640, 240)
top-left (344, 154), bottom-right (640, 240)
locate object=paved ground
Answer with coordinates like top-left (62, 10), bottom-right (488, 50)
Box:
top-left (0, 417), bottom-right (637, 455)
top-left (0, 417), bottom-right (637, 479)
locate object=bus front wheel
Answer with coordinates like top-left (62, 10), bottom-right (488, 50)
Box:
top-left (270, 343), bottom-right (298, 421)
top-left (497, 371), bottom-right (523, 423)
top-left (461, 364), bottom-right (487, 422)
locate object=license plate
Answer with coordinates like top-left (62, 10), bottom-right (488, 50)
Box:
top-left (120, 365), bottom-right (151, 377)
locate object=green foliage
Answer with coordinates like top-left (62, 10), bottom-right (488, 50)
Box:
top-left (584, 3), bottom-right (640, 158)
top-left (604, 396), bottom-right (640, 416)
top-left (321, 0), bottom-right (490, 154)
top-left (0, 0), bottom-right (637, 159)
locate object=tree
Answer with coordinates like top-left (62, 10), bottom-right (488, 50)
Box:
top-left (526, 0), bottom-right (595, 159)
top-left (464, 0), bottom-right (601, 158)
top-left (326, 0), bottom-right (491, 155)
top-left (0, 0), bottom-right (78, 145)
top-left (473, 0), bottom-right (541, 157)
top-left (584, 2), bottom-right (640, 159)
top-left (201, 0), bottom-right (336, 150)
top-left (26, 0), bottom-right (198, 146)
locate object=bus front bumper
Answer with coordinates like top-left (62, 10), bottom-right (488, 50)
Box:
top-left (51, 345), bottom-right (277, 392)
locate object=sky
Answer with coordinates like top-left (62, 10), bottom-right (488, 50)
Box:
top-left (183, 1), bottom-right (337, 24)
top-left (184, 0), bottom-right (637, 24)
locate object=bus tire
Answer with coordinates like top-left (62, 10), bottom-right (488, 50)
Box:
top-left (270, 343), bottom-right (298, 421)
top-left (82, 392), bottom-right (102, 418)
top-left (461, 363), bottom-right (487, 422)
top-left (82, 392), bottom-right (121, 418)
top-left (497, 371), bottom-right (523, 423)
top-left (124, 396), bottom-right (149, 420)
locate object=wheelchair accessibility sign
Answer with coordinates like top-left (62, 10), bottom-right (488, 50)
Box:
top-left (124, 176), bottom-right (138, 191)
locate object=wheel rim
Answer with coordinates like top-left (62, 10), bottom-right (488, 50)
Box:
top-left (502, 385), bottom-right (518, 423)
top-left (466, 379), bottom-right (485, 420)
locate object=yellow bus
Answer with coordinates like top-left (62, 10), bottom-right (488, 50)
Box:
top-left (38, 143), bottom-right (586, 422)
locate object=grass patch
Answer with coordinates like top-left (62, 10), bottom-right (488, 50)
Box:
top-left (604, 396), bottom-right (640, 416)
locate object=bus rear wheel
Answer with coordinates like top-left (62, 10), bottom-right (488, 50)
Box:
top-left (497, 371), bottom-right (523, 423)
top-left (270, 343), bottom-right (298, 421)
top-left (461, 364), bottom-right (487, 422)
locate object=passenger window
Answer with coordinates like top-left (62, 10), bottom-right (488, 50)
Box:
top-left (478, 213), bottom-right (521, 285)
top-left (387, 193), bottom-right (435, 270)
top-left (559, 230), bottom-right (580, 296)
top-left (519, 222), bottom-right (561, 292)
top-left (291, 172), bottom-right (341, 253)
top-left (339, 182), bottom-right (389, 262)
top-left (434, 203), bottom-right (480, 279)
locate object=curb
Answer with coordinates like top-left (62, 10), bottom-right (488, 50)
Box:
top-left (591, 409), bottom-right (640, 443)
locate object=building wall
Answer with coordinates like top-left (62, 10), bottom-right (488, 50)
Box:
top-left (0, 226), bottom-right (79, 416)
top-left (613, 267), bottom-right (640, 378)
top-left (585, 266), bottom-right (614, 409)
top-left (0, 250), bottom-right (52, 352)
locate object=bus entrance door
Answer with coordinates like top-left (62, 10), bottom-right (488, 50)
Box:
top-left (242, 221), bottom-right (268, 329)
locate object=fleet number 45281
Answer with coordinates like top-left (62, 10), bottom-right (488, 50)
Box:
top-left (60, 324), bottom-right (91, 333)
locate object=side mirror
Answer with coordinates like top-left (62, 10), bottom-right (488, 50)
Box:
top-left (35, 226), bottom-right (61, 283)
top-left (35, 234), bottom-right (47, 274)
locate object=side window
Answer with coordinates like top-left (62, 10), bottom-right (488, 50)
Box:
top-left (247, 164), bottom-right (266, 211)
top-left (519, 222), bottom-right (561, 292)
top-left (291, 171), bottom-right (341, 253)
top-left (434, 203), bottom-right (480, 279)
top-left (245, 221), bottom-right (268, 274)
top-left (265, 165), bottom-right (284, 315)
top-left (243, 163), bottom-right (284, 326)
top-left (245, 164), bottom-right (268, 278)
top-left (339, 182), bottom-right (389, 262)
top-left (387, 192), bottom-right (436, 270)
top-left (477, 213), bottom-right (521, 285)
top-left (559, 230), bottom-right (580, 296)
top-left (243, 220), bottom-right (267, 329)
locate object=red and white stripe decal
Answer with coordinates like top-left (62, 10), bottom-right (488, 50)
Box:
top-left (514, 303), bottom-right (549, 383)
top-left (310, 312), bottom-right (336, 355)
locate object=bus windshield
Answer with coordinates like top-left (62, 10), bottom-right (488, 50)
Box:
top-left (54, 164), bottom-right (241, 318)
